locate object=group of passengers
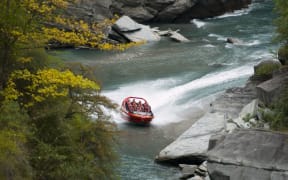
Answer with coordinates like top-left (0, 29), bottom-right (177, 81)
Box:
top-left (126, 98), bottom-right (151, 113)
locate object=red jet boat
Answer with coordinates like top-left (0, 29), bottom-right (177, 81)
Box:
top-left (120, 97), bottom-right (154, 124)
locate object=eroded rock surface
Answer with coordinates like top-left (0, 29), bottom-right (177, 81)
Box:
top-left (207, 129), bottom-right (288, 180)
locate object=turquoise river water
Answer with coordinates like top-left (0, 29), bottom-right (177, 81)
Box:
top-left (51, 0), bottom-right (277, 179)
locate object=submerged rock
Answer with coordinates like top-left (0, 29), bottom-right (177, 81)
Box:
top-left (226, 37), bottom-right (243, 44)
top-left (207, 129), bottom-right (288, 180)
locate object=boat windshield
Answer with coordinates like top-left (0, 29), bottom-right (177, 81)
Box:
top-left (132, 111), bottom-right (153, 116)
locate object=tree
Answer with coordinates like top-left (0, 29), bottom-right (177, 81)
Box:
top-left (0, 100), bottom-right (32, 179)
top-left (0, 0), bottom-right (120, 179)
top-left (0, 0), bottom-right (138, 89)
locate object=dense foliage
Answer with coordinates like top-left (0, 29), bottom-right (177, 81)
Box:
top-left (0, 0), bottom-right (119, 179)
top-left (274, 0), bottom-right (288, 44)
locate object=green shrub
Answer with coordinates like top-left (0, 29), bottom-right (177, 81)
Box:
top-left (261, 87), bottom-right (288, 131)
top-left (278, 45), bottom-right (288, 65)
top-left (0, 101), bottom-right (32, 179)
top-left (255, 63), bottom-right (281, 76)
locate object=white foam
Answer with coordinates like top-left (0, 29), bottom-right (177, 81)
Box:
top-left (215, 7), bottom-right (252, 19)
top-left (203, 44), bottom-right (215, 48)
top-left (228, 40), bottom-right (261, 47)
top-left (208, 62), bottom-right (234, 66)
top-left (162, 65), bottom-right (253, 105)
top-left (208, 33), bottom-right (226, 41)
top-left (225, 43), bottom-right (233, 49)
top-left (247, 50), bottom-right (275, 61)
top-left (191, 19), bottom-right (206, 28)
top-left (103, 65), bottom-right (253, 126)
top-left (243, 40), bottom-right (261, 46)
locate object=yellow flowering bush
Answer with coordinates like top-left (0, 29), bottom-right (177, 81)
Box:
top-left (3, 68), bottom-right (100, 107)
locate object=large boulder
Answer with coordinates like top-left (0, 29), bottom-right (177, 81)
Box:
top-left (207, 129), bottom-right (288, 180)
top-left (155, 112), bottom-right (226, 165)
top-left (112, 16), bottom-right (161, 42)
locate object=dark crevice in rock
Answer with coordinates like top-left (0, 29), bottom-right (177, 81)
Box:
top-left (155, 155), bottom-right (207, 166)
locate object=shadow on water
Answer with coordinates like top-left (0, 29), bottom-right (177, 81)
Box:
top-left (123, 122), bottom-right (152, 128)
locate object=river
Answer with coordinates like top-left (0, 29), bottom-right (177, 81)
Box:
top-left (51, 0), bottom-right (277, 179)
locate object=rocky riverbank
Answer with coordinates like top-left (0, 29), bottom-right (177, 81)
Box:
top-left (155, 59), bottom-right (288, 180)
top-left (66, 0), bottom-right (252, 23)
top-left (49, 0), bottom-right (252, 48)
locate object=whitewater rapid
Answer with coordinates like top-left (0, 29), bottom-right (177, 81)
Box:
top-left (103, 65), bottom-right (254, 125)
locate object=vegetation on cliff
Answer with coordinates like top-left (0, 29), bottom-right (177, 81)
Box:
top-left (0, 0), bottom-right (119, 179)
top-left (274, 0), bottom-right (288, 65)
top-left (259, 0), bottom-right (288, 130)
top-left (274, 0), bottom-right (288, 44)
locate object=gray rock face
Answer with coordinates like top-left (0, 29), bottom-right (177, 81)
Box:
top-left (65, 0), bottom-right (252, 24)
top-left (207, 129), bottom-right (288, 180)
top-left (256, 70), bottom-right (288, 106)
top-left (111, 0), bottom-right (252, 22)
top-left (67, 0), bottom-right (113, 22)
top-left (155, 0), bottom-right (195, 21)
top-left (155, 112), bottom-right (226, 165)
top-left (208, 162), bottom-right (288, 180)
top-left (213, 82), bottom-right (258, 119)
top-left (145, 0), bottom-right (176, 11)
top-left (122, 6), bottom-right (155, 22)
